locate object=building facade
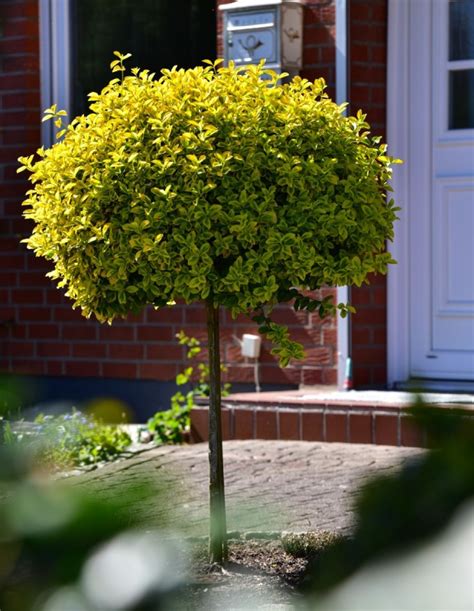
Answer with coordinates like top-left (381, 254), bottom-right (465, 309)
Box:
top-left (0, 0), bottom-right (472, 418)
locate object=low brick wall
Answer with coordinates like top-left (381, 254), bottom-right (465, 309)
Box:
top-left (191, 401), bottom-right (429, 448)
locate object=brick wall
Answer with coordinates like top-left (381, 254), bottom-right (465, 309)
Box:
top-left (0, 0), bottom-right (340, 394)
top-left (348, 0), bottom-right (388, 388)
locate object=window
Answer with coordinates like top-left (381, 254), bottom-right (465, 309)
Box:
top-left (40, 0), bottom-right (216, 143)
top-left (448, 0), bottom-right (474, 130)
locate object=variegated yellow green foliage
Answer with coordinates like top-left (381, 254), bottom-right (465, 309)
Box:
top-left (19, 56), bottom-right (399, 365)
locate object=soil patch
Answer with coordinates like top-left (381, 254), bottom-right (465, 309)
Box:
top-left (181, 535), bottom-right (329, 610)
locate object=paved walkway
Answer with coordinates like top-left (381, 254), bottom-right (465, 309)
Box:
top-left (73, 440), bottom-right (422, 537)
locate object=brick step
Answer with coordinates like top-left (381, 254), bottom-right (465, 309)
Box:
top-left (190, 391), bottom-right (474, 448)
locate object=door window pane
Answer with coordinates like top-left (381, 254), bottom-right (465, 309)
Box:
top-left (449, 0), bottom-right (474, 61)
top-left (71, 0), bottom-right (216, 116)
top-left (449, 69), bottom-right (474, 129)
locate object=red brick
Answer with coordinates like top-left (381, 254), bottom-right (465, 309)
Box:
top-left (221, 408), bottom-right (231, 441)
top-left (1, 110), bottom-right (40, 127)
top-left (54, 308), bottom-right (84, 322)
top-left (325, 413), bottom-right (347, 442)
top-left (301, 411), bottom-right (324, 441)
top-left (233, 409), bottom-right (254, 439)
top-left (375, 414), bottom-right (399, 446)
top-left (17, 272), bottom-right (49, 287)
top-left (372, 365), bottom-right (387, 385)
top-left (279, 410), bottom-right (300, 440)
top-left (352, 365), bottom-right (371, 387)
top-left (1, 2), bottom-right (38, 19)
top-left (352, 327), bottom-right (371, 345)
top-left (9, 325), bottom-right (27, 339)
top-left (28, 323), bottom-right (59, 339)
top-left (62, 326), bottom-right (97, 341)
top-left (303, 46), bottom-right (318, 64)
top-left (147, 306), bottom-right (184, 324)
top-left (373, 327), bottom-right (386, 345)
top-left (351, 44), bottom-right (369, 62)
top-left (4, 128), bottom-right (40, 145)
top-left (400, 416), bottom-right (425, 448)
top-left (0, 271), bottom-right (17, 286)
top-left (2, 92), bottom-right (39, 109)
top-left (269, 307), bottom-right (308, 327)
top-left (146, 344), bottom-right (183, 361)
top-left (351, 307), bottom-right (386, 325)
top-left (136, 326), bottom-right (173, 342)
top-left (256, 410), bottom-right (277, 440)
top-left (99, 325), bottom-right (135, 341)
top-left (108, 343), bottom-right (144, 360)
top-left (190, 407), bottom-right (208, 442)
top-left (37, 342), bottom-right (70, 358)
top-left (351, 23), bottom-right (386, 45)
top-left (185, 307), bottom-right (207, 324)
top-left (353, 346), bottom-right (385, 366)
top-left (16, 307), bottom-right (50, 322)
top-left (72, 343), bottom-right (106, 358)
top-left (304, 25), bottom-right (335, 46)
top-left (320, 45), bottom-right (335, 63)
top-left (371, 45), bottom-right (387, 64)
top-left (349, 413), bottom-right (373, 444)
top-left (11, 358), bottom-right (44, 375)
top-left (321, 368), bottom-right (338, 385)
top-left (64, 361), bottom-right (99, 377)
top-left (11, 288), bottom-right (43, 304)
top-left (373, 284), bottom-right (387, 306)
top-left (305, 347), bottom-right (333, 366)
top-left (0, 39), bottom-right (39, 57)
top-left (224, 343), bottom-right (246, 364)
top-left (302, 368), bottom-right (323, 385)
top-left (351, 3), bottom-right (371, 21)
top-left (138, 363), bottom-right (177, 380)
top-left (322, 327), bottom-right (337, 346)
top-left (224, 365), bottom-right (256, 384)
top-left (46, 361), bottom-right (63, 375)
top-left (102, 362), bottom-right (138, 379)
top-left (7, 341), bottom-right (35, 357)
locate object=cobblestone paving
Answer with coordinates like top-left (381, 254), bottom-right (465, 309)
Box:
top-left (73, 440), bottom-right (423, 536)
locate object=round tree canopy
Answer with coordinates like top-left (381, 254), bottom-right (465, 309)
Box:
top-left (20, 58), bottom-right (398, 328)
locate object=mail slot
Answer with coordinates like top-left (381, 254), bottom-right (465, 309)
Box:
top-left (219, 0), bottom-right (303, 76)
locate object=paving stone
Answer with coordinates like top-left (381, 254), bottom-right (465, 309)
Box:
top-left (72, 440), bottom-right (422, 536)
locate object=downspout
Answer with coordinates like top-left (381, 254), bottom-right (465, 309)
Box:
top-left (335, 0), bottom-right (352, 390)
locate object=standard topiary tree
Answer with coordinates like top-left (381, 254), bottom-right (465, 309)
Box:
top-left (19, 54), bottom-right (399, 563)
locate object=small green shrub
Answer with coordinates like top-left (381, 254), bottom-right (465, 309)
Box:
top-left (282, 531), bottom-right (345, 558)
top-left (3, 410), bottom-right (131, 469)
top-left (147, 331), bottom-right (230, 444)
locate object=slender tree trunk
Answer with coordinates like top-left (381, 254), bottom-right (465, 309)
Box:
top-left (206, 299), bottom-right (228, 564)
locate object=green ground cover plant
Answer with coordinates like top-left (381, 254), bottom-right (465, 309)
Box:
top-left (2, 411), bottom-right (131, 469)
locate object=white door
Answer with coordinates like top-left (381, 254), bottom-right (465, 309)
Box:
top-left (407, 0), bottom-right (474, 382)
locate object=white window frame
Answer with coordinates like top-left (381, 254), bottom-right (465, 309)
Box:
top-left (39, 0), bottom-right (72, 146)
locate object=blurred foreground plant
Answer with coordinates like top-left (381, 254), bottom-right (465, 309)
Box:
top-left (0, 444), bottom-right (188, 611)
top-left (2, 410), bottom-right (131, 470)
top-left (302, 399), bottom-right (474, 603)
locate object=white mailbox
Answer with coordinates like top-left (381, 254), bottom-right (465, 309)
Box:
top-left (219, 0), bottom-right (303, 76)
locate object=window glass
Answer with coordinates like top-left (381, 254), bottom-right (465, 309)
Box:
top-left (449, 69), bottom-right (474, 129)
top-left (449, 0), bottom-right (474, 61)
top-left (71, 0), bottom-right (216, 116)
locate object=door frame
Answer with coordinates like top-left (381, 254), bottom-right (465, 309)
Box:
top-left (387, 0), bottom-right (474, 390)
top-left (387, 0), bottom-right (411, 387)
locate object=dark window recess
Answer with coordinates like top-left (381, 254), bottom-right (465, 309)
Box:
top-left (71, 0), bottom-right (216, 116)
top-left (449, 0), bottom-right (474, 61)
top-left (449, 69), bottom-right (474, 129)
